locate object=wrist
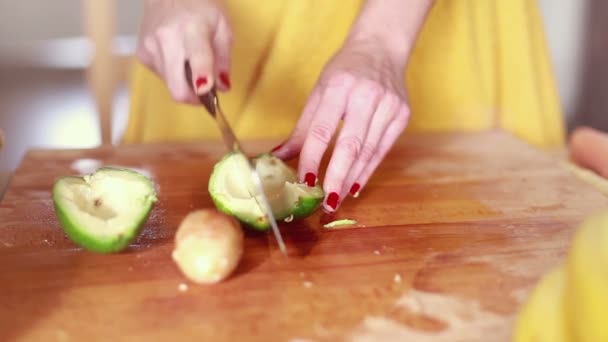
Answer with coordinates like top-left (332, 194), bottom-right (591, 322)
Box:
top-left (345, 24), bottom-right (412, 70)
top-left (345, 0), bottom-right (434, 69)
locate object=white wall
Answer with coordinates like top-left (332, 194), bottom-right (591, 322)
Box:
top-left (538, 0), bottom-right (589, 120)
top-left (0, 0), bottom-right (142, 41)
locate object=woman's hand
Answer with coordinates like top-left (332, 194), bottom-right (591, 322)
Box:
top-left (272, 40), bottom-right (410, 212)
top-left (272, 0), bottom-right (433, 213)
top-left (136, 0), bottom-right (233, 103)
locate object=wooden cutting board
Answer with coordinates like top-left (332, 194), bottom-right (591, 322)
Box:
top-left (1, 131), bottom-right (606, 342)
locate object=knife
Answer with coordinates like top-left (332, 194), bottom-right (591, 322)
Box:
top-left (184, 61), bottom-right (287, 256)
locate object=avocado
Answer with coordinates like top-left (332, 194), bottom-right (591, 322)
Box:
top-left (52, 167), bottom-right (157, 253)
top-left (208, 152), bottom-right (324, 230)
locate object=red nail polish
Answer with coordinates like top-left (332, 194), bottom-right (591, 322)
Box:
top-left (326, 192), bottom-right (339, 210)
top-left (219, 71), bottom-right (231, 88)
top-left (195, 76), bottom-right (207, 89)
top-left (271, 143), bottom-right (283, 152)
top-left (350, 183), bottom-right (360, 196)
top-left (304, 173), bottom-right (316, 187)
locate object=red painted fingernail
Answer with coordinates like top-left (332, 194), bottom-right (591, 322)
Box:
top-left (326, 192), bottom-right (339, 210)
top-left (304, 173), bottom-right (316, 187)
top-left (271, 143), bottom-right (283, 152)
top-left (219, 71), bottom-right (231, 88)
top-left (195, 76), bottom-right (207, 89)
top-left (350, 183), bottom-right (361, 196)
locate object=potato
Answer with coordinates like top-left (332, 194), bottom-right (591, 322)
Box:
top-left (172, 209), bottom-right (244, 284)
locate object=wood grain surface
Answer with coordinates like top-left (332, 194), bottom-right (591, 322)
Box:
top-left (1, 131), bottom-right (606, 342)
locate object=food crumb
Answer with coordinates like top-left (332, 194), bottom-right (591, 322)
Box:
top-left (394, 274), bottom-right (402, 283)
top-left (373, 250), bottom-right (380, 255)
top-left (303, 281), bottom-right (313, 288)
top-left (381, 245), bottom-right (395, 253)
top-left (55, 329), bottom-right (69, 341)
top-left (284, 214), bottom-right (294, 223)
top-left (178, 283), bottom-right (189, 292)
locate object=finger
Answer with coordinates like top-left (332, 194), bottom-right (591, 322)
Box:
top-left (341, 93), bottom-right (400, 198)
top-left (354, 105), bottom-right (410, 190)
top-left (297, 75), bottom-right (355, 188)
top-left (137, 34), bottom-right (163, 75)
top-left (213, 17), bottom-right (233, 91)
top-left (157, 29), bottom-right (198, 103)
top-left (184, 22), bottom-right (215, 95)
top-left (271, 87), bottom-right (322, 160)
top-left (321, 81), bottom-right (381, 212)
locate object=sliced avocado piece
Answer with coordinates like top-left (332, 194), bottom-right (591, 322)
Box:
top-left (52, 167), bottom-right (158, 253)
top-left (323, 219), bottom-right (357, 228)
top-left (208, 152), bottom-right (324, 230)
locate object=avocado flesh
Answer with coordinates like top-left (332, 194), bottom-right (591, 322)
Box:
top-left (52, 167), bottom-right (157, 253)
top-left (209, 153), bottom-right (324, 230)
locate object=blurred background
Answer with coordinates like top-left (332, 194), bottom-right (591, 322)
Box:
top-left (0, 0), bottom-right (606, 179)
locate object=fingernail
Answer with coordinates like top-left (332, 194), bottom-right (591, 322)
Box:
top-left (350, 183), bottom-right (361, 196)
top-left (219, 71), bottom-right (231, 88)
top-left (326, 192), bottom-right (339, 210)
top-left (304, 172), bottom-right (316, 187)
top-left (195, 76), bottom-right (207, 90)
top-left (271, 143), bottom-right (283, 153)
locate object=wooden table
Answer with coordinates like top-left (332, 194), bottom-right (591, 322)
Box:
top-left (1, 131), bottom-right (606, 341)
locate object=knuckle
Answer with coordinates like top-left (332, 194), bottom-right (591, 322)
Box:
top-left (325, 71), bottom-right (356, 89)
top-left (399, 105), bottom-right (411, 121)
top-left (385, 93), bottom-right (402, 113)
top-left (338, 135), bottom-right (363, 160)
top-left (359, 143), bottom-right (376, 162)
top-left (393, 106), bottom-right (411, 130)
top-left (143, 36), bottom-right (157, 52)
top-left (310, 122), bottom-right (334, 144)
top-left (288, 130), bottom-right (306, 146)
top-left (224, 28), bottom-right (234, 45)
top-left (154, 26), bottom-right (173, 41)
top-left (183, 17), bottom-right (204, 35)
top-left (348, 81), bottom-right (382, 114)
top-left (169, 86), bottom-right (191, 103)
top-left (360, 80), bottom-right (383, 98)
top-left (300, 153), bottom-right (321, 177)
top-left (135, 48), bottom-right (151, 66)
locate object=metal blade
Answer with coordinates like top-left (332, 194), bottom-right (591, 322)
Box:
top-left (184, 61), bottom-right (287, 255)
top-left (246, 160), bottom-right (287, 255)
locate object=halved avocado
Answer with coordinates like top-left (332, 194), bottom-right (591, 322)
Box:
top-left (208, 152), bottom-right (324, 230)
top-left (52, 167), bottom-right (158, 253)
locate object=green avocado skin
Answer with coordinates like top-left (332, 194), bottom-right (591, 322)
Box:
top-left (52, 168), bottom-right (157, 254)
top-left (208, 152), bottom-right (324, 231)
top-left (210, 192), bottom-right (323, 231)
top-left (291, 196), bottom-right (324, 220)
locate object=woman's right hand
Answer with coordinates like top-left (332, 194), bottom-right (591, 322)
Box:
top-left (136, 0), bottom-right (233, 103)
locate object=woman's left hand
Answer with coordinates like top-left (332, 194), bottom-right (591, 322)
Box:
top-left (272, 39), bottom-right (411, 212)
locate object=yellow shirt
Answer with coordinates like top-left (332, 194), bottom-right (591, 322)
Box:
top-left (122, 0), bottom-right (565, 148)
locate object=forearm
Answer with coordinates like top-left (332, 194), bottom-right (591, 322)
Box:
top-left (346, 0), bottom-right (434, 67)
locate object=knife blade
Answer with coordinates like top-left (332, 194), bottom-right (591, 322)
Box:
top-left (184, 61), bottom-right (287, 255)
